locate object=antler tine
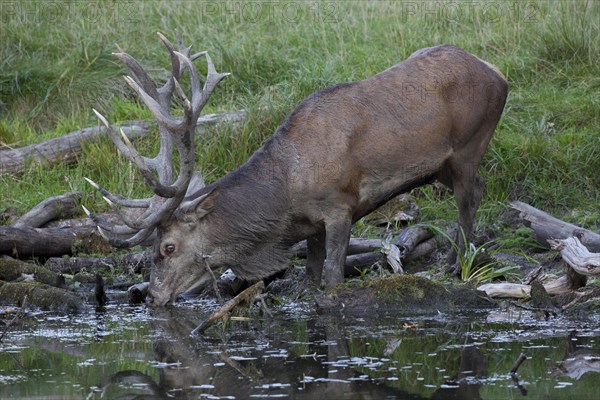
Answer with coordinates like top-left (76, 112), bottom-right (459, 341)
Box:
top-left (106, 227), bottom-right (155, 249)
top-left (85, 33), bottom-right (227, 248)
top-left (174, 51), bottom-right (230, 120)
top-left (83, 205), bottom-right (143, 236)
top-left (84, 177), bottom-right (150, 208)
top-left (123, 76), bottom-right (182, 133)
top-left (113, 52), bottom-right (159, 100)
top-left (93, 108), bottom-right (177, 198)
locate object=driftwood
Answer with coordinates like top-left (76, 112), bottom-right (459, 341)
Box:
top-left (1, 209), bottom-right (154, 258)
top-left (11, 191), bottom-right (82, 228)
top-left (128, 282), bottom-right (150, 304)
top-left (191, 280), bottom-right (265, 336)
top-left (44, 251), bottom-right (151, 275)
top-left (511, 201), bottom-right (600, 252)
top-left (548, 237), bottom-right (600, 276)
top-left (344, 252), bottom-right (383, 273)
top-left (292, 237), bottom-right (383, 258)
top-left (293, 225), bottom-right (436, 265)
top-left (480, 203), bottom-right (600, 300)
top-left (0, 257), bottom-right (61, 286)
top-left (0, 110), bottom-right (247, 175)
top-left (0, 280), bottom-right (82, 311)
top-left (394, 225), bottom-right (434, 255)
top-left (479, 236), bottom-right (600, 300)
top-left (510, 353), bottom-right (528, 375)
top-left (0, 225), bottom-right (102, 258)
top-left (1, 121), bottom-right (148, 175)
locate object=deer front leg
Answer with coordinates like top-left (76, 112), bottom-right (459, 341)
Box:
top-left (323, 214), bottom-right (352, 287)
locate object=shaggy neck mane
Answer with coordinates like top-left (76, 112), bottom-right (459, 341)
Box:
top-left (196, 134), bottom-right (294, 279)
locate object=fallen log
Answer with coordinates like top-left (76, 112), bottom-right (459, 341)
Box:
top-left (478, 236), bottom-right (600, 299)
top-left (1, 121), bottom-right (148, 175)
top-left (44, 251), bottom-right (151, 275)
top-left (394, 225), bottom-right (433, 256)
top-left (477, 282), bottom-right (532, 298)
top-left (345, 252), bottom-right (383, 273)
top-left (0, 257), bottom-right (61, 286)
top-left (548, 237), bottom-right (600, 276)
top-left (293, 225), bottom-right (435, 261)
top-left (0, 281), bottom-right (82, 311)
top-left (0, 225), bottom-right (103, 258)
top-left (511, 201), bottom-right (600, 251)
top-left (191, 280), bottom-right (265, 336)
top-left (406, 237), bottom-right (437, 260)
top-left (1, 110), bottom-right (247, 175)
top-left (128, 282), bottom-right (150, 304)
top-left (292, 237), bottom-right (383, 258)
top-left (11, 191), bottom-right (82, 228)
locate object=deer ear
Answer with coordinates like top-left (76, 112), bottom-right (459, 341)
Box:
top-left (180, 186), bottom-right (220, 219)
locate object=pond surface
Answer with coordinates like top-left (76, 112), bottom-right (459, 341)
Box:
top-left (1, 298), bottom-right (599, 399)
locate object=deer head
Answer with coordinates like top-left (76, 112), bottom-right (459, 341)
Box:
top-left (83, 33), bottom-right (228, 301)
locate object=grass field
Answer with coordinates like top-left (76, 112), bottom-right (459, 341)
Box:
top-left (1, 0), bottom-right (599, 233)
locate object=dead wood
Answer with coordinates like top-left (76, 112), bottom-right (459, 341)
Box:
top-left (0, 257), bottom-right (60, 286)
top-left (293, 226), bottom-right (435, 263)
top-left (1, 121), bottom-right (149, 175)
top-left (511, 201), bottom-right (600, 251)
top-left (0, 225), bottom-right (103, 258)
top-left (479, 236), bottom-right (600, 300)
top-left (44, 251), bottom-right (151, 275)
top-left (405, 237), bottom-right (437, 260)
top-left (191, 280), bottom-right (265, 336)
top-left (0, 110), bottom-right (247, 176)
top-left (0, 280), bottom-right (82, 311)
top-left (510, 353), bottom-right (528, 375)
top-left (344, 252), bottom-right (384, 274)
top-left (292, 237), bottom-right (383, 258)
top-left (477, 282), bottom-right (532, 298)
top-left (478, 274), bottom-right (577, 299)
top-left (95, 273), bottom-right (108, 307)
top-left (128, 282), bottom-right (150, 304)
top-left (394, 225), bottom-right (434, 256)
top-left (548, 236), bottom-right (600, 276)
top-left (1, 209), bottom-right (153, 259)
top-left (11, 191), bottom-right (82, 228)
top-left (480, 204), bottom-right (600, 301)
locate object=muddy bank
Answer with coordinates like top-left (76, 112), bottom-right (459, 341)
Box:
top-left (314, 275), bottom-right (497, 315)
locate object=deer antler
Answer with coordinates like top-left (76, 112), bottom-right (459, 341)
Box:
top-left (84, 32), bottom-right (229, 248)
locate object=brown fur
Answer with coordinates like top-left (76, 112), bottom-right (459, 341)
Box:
top-left (148, 45), bottom-right (508, 306)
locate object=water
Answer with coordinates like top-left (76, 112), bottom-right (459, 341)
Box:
top-left (1, 299), bottom-right (598, 399)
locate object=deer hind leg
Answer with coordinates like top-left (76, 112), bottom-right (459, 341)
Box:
top-left (306, 230), bottom-right (326, 284)
top-left (323, 211), bottom-right (353, 288)
top-left (438, 161), bottom-right (485, 275)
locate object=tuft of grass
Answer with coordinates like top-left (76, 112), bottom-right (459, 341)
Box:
top-left (425, 225), bottom-right (529, 284)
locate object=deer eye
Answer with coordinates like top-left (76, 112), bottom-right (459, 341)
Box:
top-left (164, 244), bottom-right (176, 255)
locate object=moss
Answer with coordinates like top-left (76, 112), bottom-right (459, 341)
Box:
top-left (0, 281), bottom-right (83, 312)
top-left (0, 258), bottom-right (59, 286)
top-left (73, 272), bottom-right (96, 284)
top-left (71, 231), bottom-right (112, 255)
top-left (316, 274), bottom-right (496, 315)
top-left (365, 275), bottom-right (447, 305)
top-left (566, 298), bottom-right (600, 317)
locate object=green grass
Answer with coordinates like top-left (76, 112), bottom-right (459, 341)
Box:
top-left (1, 1), bottom-right (599, 234)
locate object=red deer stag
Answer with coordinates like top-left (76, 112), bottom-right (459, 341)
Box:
top-left (85, 34), bottom-right (508, 306)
